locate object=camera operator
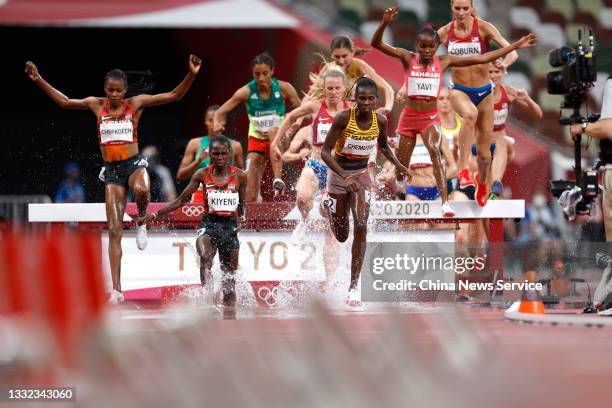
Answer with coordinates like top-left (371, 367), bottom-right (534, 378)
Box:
top-left (570, 77), bottom-right (612, 241)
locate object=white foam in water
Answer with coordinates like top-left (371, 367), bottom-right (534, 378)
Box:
top-left (167, 211), bottom-right (368, 311)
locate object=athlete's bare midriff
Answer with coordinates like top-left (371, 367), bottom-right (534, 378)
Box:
top-left (310, 146), bottom-right (323, 162)
top-left (450, 63), bottom-right (490, 88)
top-left (101, 142), bottom-right (139, 162)
top-left (409, 168), bottom-right (436, 187)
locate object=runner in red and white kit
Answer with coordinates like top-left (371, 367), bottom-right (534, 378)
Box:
top-left (139, 137), bottom-right (247, 308)
top-left (489, 61), bottom-right (542, 197)
top-left (25, 56), bottom-right (202, 304)
top-left (438, 0), bottom-right (522, 206)
top-left (371, 7), bottom-right (536, 215)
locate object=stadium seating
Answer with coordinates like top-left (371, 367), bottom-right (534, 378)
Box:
top-left (505, 72), bottom-right (533, 93)
top-left (530, 54), bottom-right (554, 77)
top-left (508, 59), bottom-right (532, 77)
top-left (576, 0), bottom-right (605, 20)
top-left (536, 23), bottom-right (566, 49)
top-left (601, 8), bottom-right (612, 29)
top-left (360, 21), bottom-right (394, 46)
top-left (510, 7), bottom-right (540, 31)
top-left (398, 0), bottom-right (428, 22)
top-left (545, 0), bottom-right (574, 21)
top-left (427, 2), bottom-right (451, 27)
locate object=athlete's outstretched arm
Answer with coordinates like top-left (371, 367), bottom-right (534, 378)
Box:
top-left (236, 169), bottom-right (247, 221)
top-left (376, 115), bottom-right (412, 178)
top-left (176, 138), bottom-right (202, 181)
top-left (484, 21), bottom-right (519, 69)
top-left (321, 110), bottom-right (351, 179)
top-left (213, 86), bottom-right (249, 134)
top-left (231, 140), bottom-right (245, 169)
top-left (138, 169), bottom-right (204, 223)
top-left (359, 61), bottom-right (395, 113)
top-left (274, 102), bottom-right (318, 147)
top-left (280, 81), bottom-right (302, 111)
top-left (507, 86), bottom-right (543, 119)
top-left (370, 6), bottom-right (413, 68)
top-left (270, 102), bottom-right (317, 162)
top-left (442, 33), bottom-right (537, 69)
top-left (282, 129), bottom-right (311, 163)
top-left (25, 61), bottom-right (100, 111)
top-left (130, 55), bottom-right (202, 109)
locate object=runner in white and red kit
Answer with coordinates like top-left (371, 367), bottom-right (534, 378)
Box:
top-left (371, 6), bottom-right (537, 214)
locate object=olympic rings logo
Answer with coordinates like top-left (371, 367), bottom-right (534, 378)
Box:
top-left (182, 205), bottom-right (205, 217)
top-left (257, 286), bottom-right (279, 307)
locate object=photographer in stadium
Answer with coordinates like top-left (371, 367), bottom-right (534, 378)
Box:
top-left (569, 77), bottom-right (612, 241)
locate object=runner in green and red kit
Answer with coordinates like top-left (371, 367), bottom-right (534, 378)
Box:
top-left (214, 53), bottom-right (300, 201)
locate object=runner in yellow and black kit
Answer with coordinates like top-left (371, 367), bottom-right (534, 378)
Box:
top-left (213, 53), bottom-right (300, 201)
top-left (321, 77), bottom-right (412, 305)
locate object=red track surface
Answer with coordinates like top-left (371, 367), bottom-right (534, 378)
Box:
top-left (115, 302), bottom-right (611, 406)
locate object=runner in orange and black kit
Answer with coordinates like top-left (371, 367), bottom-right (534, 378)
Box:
top-left (322, 77), bottom-right (412, 306)
top-left (139, 136), bottom-right (247, 308)
top-left (25, 55), bottom-right (202, 304)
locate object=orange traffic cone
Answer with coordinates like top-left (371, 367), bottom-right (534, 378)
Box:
top-left (518, 270), bottom-right (544, 314)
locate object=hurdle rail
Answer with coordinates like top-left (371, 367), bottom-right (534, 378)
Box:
top-left (28, 200), bottom-right (525, 304)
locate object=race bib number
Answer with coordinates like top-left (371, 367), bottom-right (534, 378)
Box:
top-left (494, 106), bottom-right (509, 127)
top-left (409, 145), bottom-right (433, 168)
top-left (407, 77), bottom-right (440, 98)
top-left (252, 114), bottom-right (279, 133)
top-left (316, 123), bottom-right (332, 145)
top-left (99, 120), bottom-right (134, 144)
top-left (447, 42), bottom-right (482, 57)
top-left (341, 138), bottom-right (376, 158)
top-left (208, 190), bottom-right (239, 213)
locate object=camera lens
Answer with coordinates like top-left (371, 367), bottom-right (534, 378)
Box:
top-left (595, 252), bottom-right (611, 269)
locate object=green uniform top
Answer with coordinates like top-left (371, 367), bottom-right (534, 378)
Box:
top-left (246, 77), bottom-right (285, 140)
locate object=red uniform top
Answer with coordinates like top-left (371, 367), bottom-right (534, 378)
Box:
top-left (202, 166), bottom-right (240, 217)
top-left (405, 54), bottom-right (443, 102)
top-left (444, 17), bottom-right (490, 57)
top-left (493, 85), bottom-right (511, 131)
top-left (97, 100), bottom-right (139, 146)
top-left (312, 100), bottom-right (349, 147)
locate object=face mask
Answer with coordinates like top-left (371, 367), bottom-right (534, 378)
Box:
top-left (533, 195), bottom-right (547, 208)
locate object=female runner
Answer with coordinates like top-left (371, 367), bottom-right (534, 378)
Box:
top-left (322, 77), bottom-right (412, 305)
top-left (213, 52), bottom-right (300, 201)
top-left (25, 55), bottom-right (201, 304)
top-left (371, 7), bottom-right (536, 212)
top-left (139, 137), bottom-right (247, 308)
top-left (177, 104), bottom-right (244, 203)
top-left (438, 0), bottom-right (521, 206)
top-left (489, 61), bottom-right (542, 197)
